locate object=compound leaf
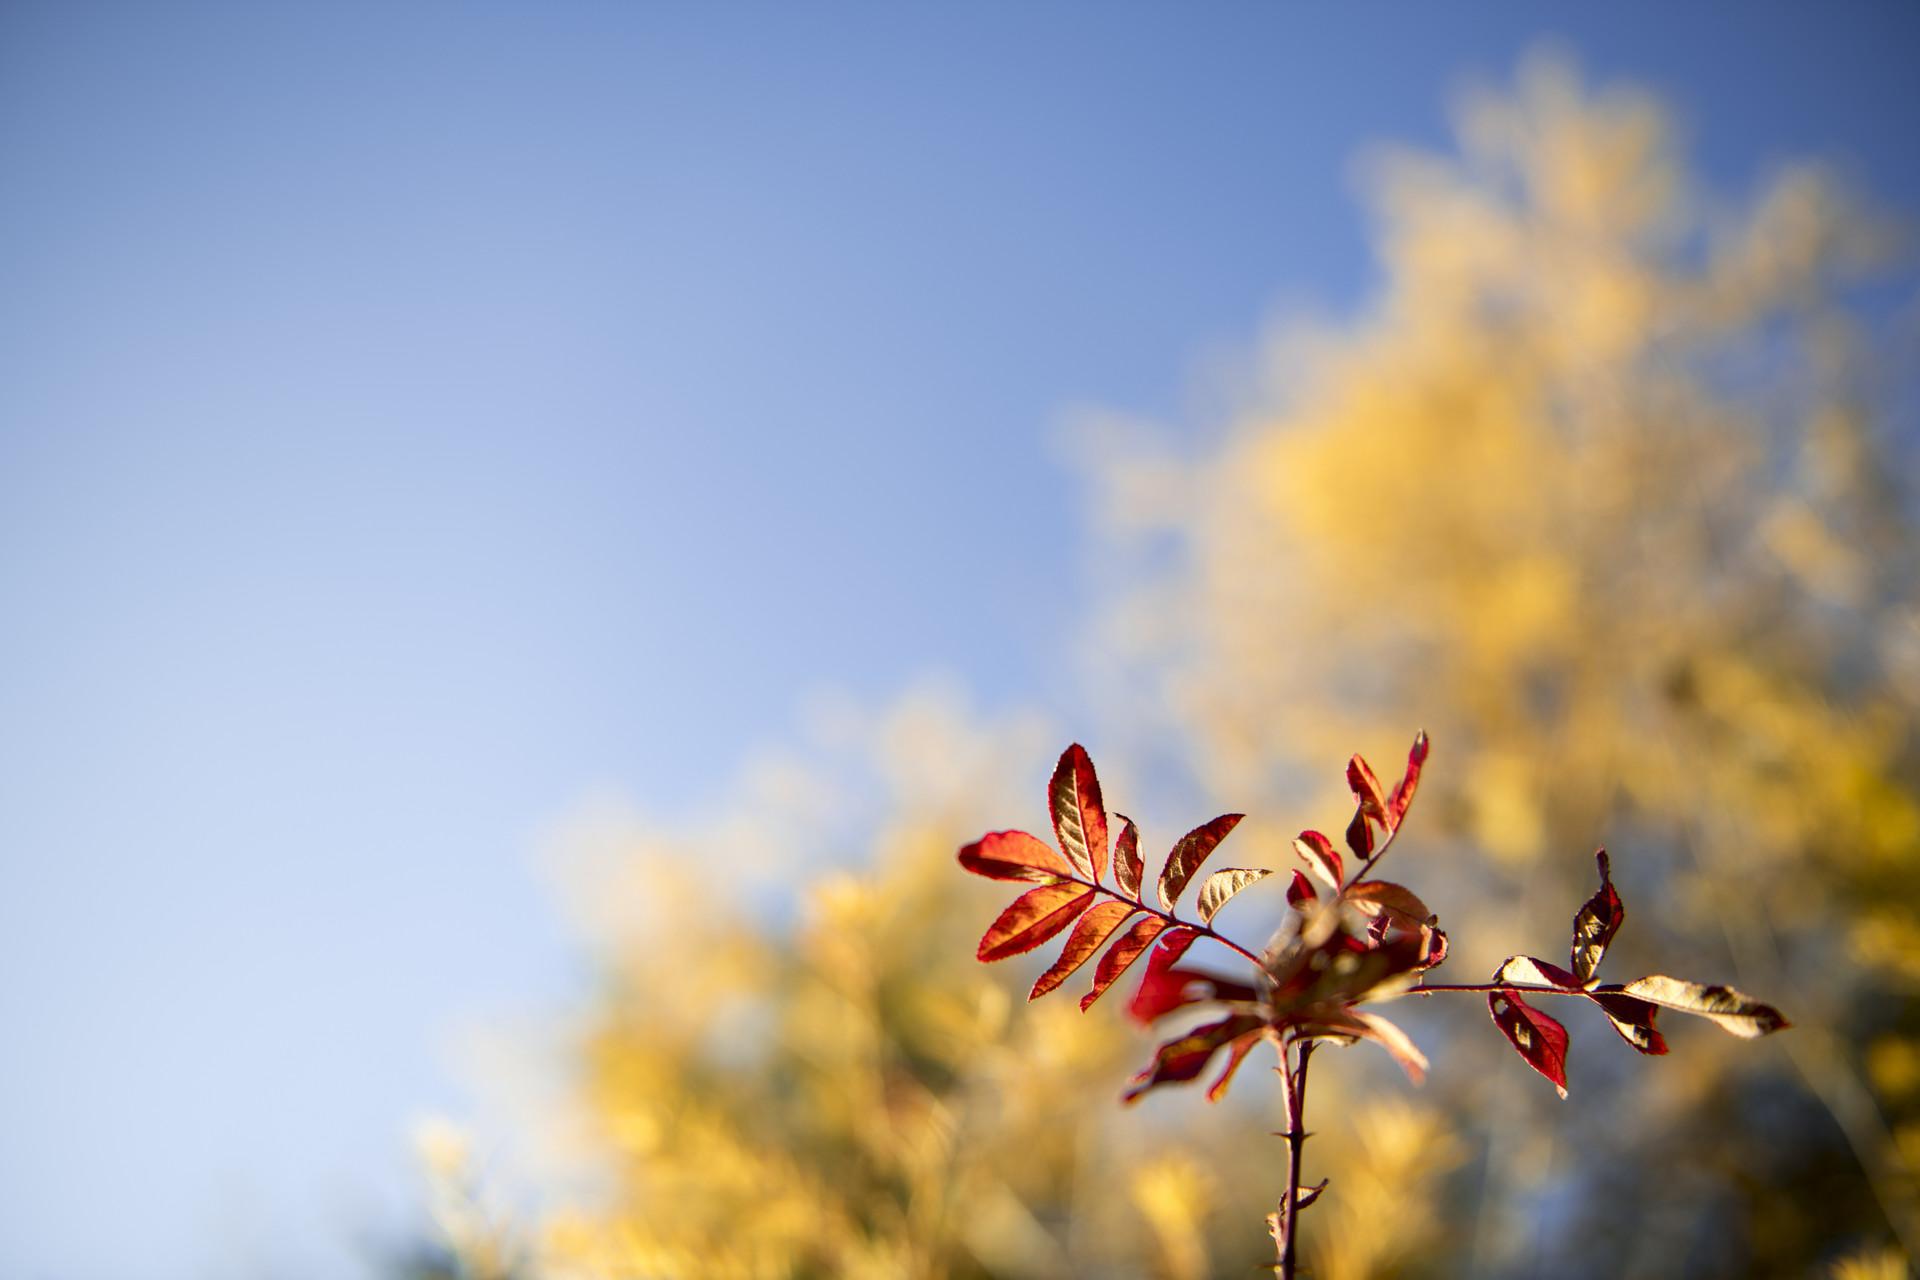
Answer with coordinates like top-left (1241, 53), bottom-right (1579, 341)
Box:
top-left (1080, 916), bottom-right (1168, 1011)
top-left (1029, 900), bottom-right (1138, 1000)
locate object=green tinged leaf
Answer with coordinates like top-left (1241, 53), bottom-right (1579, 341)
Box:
top-left (1029, 901), bottom-right (1137, 1000)
top-left (1570, 849), bottom-right (1623, 983)
top-left (976, 882), bottom-right (1095, 962)
top-left (1049, 744), bottom-right (1109, 882)
top-left (1196, 867), bottom-right (1273, 925)
top-left (1617, 975), bottom-right (1789, 1038)
top-left (1113, 815), bottom-right (1143, 900)
top-left (957, 830), bottom-right (1073, 883)
top-left (1157, 813), bottom-right (1244, 909)
top-left (1080, 916), bottom-right (1168, 1010)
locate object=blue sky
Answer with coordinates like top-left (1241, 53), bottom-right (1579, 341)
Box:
top-left (2, 3), bottom-right (1917, 1276)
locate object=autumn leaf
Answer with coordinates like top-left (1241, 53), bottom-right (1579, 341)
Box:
top-left (1293, 830), bottom-right (1343, 891)
top-left (1347, 754), bottom-right (1388, 825)
top-left (1158, 813), bottom-right (1244, 909)
top-left (1113, 814), bottom-right (1143, 899)
top-left (1049, 744), bottom-right (1109, 882)
top-left (1286, 870), bottom-right (1318, 910)
top-left (1122, 1013), bottom-right (1265, 1103)
top-left (1197, 867), bottom-right (1274, 925)
top-left (976, 882), bottom-right (1095, 962)
top-left (957, 830), bottom-right (1074, 883)
top-left (1592, 991), bottom-right (1669, 1055)
top-left (1570, 849), bottom-right (1623, 983)
top-left (1344, 806), bottom-right (1376, 860)
top-left (1029, 900), bottom-right (1137, 1000)
top-left (1488, 987), bottom-right (1571, 1097)
top-left (1493, 955), bottom-right (1584, 990)
top-left (1205, 1028), bottom-right (1267, 1102)
top-left (1344, 879), bottom-right (1433, 925)
top-left (1616, 976), bottom-right (1789, 1038)
top-left (1080, 916), bottom-right (1168, 1011)
top-left (1386, 730), bottom-right (1429, 829)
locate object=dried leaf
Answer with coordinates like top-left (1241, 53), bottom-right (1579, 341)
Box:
top-left (957, 830), bottom-right (1074, 883)
top-left (1196, 867), bottom-right (1274, 925)
top-left (1157, 813), bottom-right (1244, 909)
top-left (1080, 916), bottom-right (1168, 1011)
top-left (1570, 849), bottom-right (1623, 982)
top-left (1294, 829), bottom-right (1344, 891)
top-left (1494, 955), bottom-right (1584, 989)
top-left (1347, 754), bottom-right (1388, 824)
top-left (1617, 975), bottom-right (1789, 1038)
top-left (1049, 744), bottom-right (1109, 882)
top-left (1344, 879), bottom-right (1433, 924)
top-left (976, 882), bottom-right (1095, 962)
top-left (1122, 1013), bottom-right (1265, 1103)
top-left (1294, 1179), bottom-right (1330, 1210)
top-left (1592, 991), bottom-right (1669, 1056)
top-left (1205, 1028), bottom-right (1267, 1102)
top-left (1386, 730), bottom-right (1429, 829)
top-left (1029, 901), bottom-right (1138, 1000)
top-left (1488, 988), bottom-right (1571, 1097)
top-left (1113, 814), bottom-right (1143, 900)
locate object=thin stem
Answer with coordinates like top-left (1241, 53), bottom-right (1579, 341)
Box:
top-left (1408, 981), bottom-right (1599, 998)
top-left (1275, 1036), bottom-right (1315, 1279)
top-left (1063, 875), bottom-right (1268, 968)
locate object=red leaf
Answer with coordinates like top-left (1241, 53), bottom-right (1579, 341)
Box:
top-left (1570, 849), bottom-right (1624, 983)
top-left (1494, 955), bottom-right (1584, 990)
top-left (1386, 730), bottom-right (1429, 829)
top-left (1347, 754), bottom-right (1388, 824)
top-left (1488, 988), bottom-right (1571, 1098)
top-left (1080, 916), bottom-right (1168, 1011)
top-left (1592, 991), bottom-right (1669, 1056)
top-left (1049, 744), bottom-right (1110, 882)
top-left (1351, 1010), bottom-right (1429, 1083)
top-left (1029, 901), bottom-right (1137, 1000)
top-left (1294, 829), bottom-right (1344, 890)
top-left (1113, 814), bottom-right (1144, 900)
top-left (957, 830), bottom-right (1074, 883)
top-left (1206, 1028), bottom-right (1267, 1102)
top-left (976, 882), bottom-right (1095, 962)
top-left (1286, 869), bottom-right (1318, 910)
top-left (1127, 963), bottom-right (1262, 1024)
top-left (1345, 805), bottom-right (1376, 861)
top-left (1343, 879), bottom-right (1434, 925)
top-left (1123, 1013), bottom-right (1265, 1103)
top-left (1157, 814), bottom-right (1244, 909)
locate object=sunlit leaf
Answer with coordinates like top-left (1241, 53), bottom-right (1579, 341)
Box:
top-left (1570, 849), bottom-right (1624, 983)
top-left (1286, 869), bottom-right (1318, 910)
top-left (1293, 829), bottom-right (1344, 891)
top-left (1617, 975), bottom-right (1790, 1038)
top-left (1294, 1179), bottom-right (1330, 1210)
top-left (1351, 1009), bottom-right (1429, 1083)
top-left (957, 830), bottom-right (1074, 883)
top-left (1344, 805), bottom-right (1376, 861)
top-left (1157, 813), bottom-right (1244, 909)
top-left (1205, 1028), bottom-right (1267, 1102)
top-left (1122, 1013), bottom-right (1265, 1103)
top-left (1049, 743), bottom-right (1110, 882)
top-left (1347, 753), bottom-right (1388, 824)
top-left (1196, 867), bottom-right (1274, 925)
top-left (1344, 879), bottom-right (1433, 924)
top-left (1386, 730), bottom-right (1429, 829)
top-left (1080, 916), bottom-right (1168, 1011)
top-left (1029, 900), bottom-right (1138, 1000)
top-left (1494, 955), bottom-right (1583, 989)
top-left (1488, 988), bottom-right (1571, 1097)
top-left (976, 882), bottom-right (1095, 962)
top-left (1113, 814), bottom-right (1143, 900)
top-left (1592, 991), bottom-right (1669, 1055)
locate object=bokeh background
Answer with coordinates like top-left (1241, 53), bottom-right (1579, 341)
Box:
top-left (3, 4), bottom-right (1917, 1278)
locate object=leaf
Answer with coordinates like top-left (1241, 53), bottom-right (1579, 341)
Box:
top-left (1049, 744), bottom-right (1110, 882)
top-left (1488, 988), bottom-right (1571, 1097)
top-left (1157, 813), bottom-right (1244, 909)
top-left (957, 830), bottom-right (1074, 883)
top-left (1570, 849), bottom-right (1624, 983)
top-left (1592, 991), bottom-right (1669, 1056)
top-left (1347, 754), bottom-right (1388, 824)
top-left (1351, 1010), bottom-right (1429, 1083)
top-left (1344, 879), bottom-right (1433, 924)
top-left (976, 882), bottom-right (1095, 962)
top-left (1286, 870), bottom-right (1318, 910)
top-left (1386, 730), bottom-right (1429, 829)
top-left (1205, 1028), bottom-right (1266, 1102)
top-left (1080, 916), bottom-right (1168, 1011)
top-left (1294, 1179), bottom-right (1330, 1211)
top-left (1294, 829), bottom-right (1344, 891)
top-left (1029, 901), bottom-right (1137, 1000)
top-left (1493, 955), bottom-right (1584, 989)
top-left (1122, 1013), bottom-right (1265, 1103)
top-left (1345, 805), bottom-right (1376, 860)
top-left (1113, 814), bottom-right (1143, 899)
top-left (1617, 975), bottom-right (1790, 1038)
top-left (1196, 867), bottom-right (1274, 925)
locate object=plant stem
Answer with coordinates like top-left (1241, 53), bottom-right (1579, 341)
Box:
top-left (1275, 1036), bottom-right (1315, 1279)
top-left (1063, 875), bottom-right (1269, 968)
top-left (1408, 981), bottom-right (1597, 997)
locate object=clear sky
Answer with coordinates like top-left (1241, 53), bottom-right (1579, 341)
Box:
top-left (2, 3), bottom-right (1916, 1276)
